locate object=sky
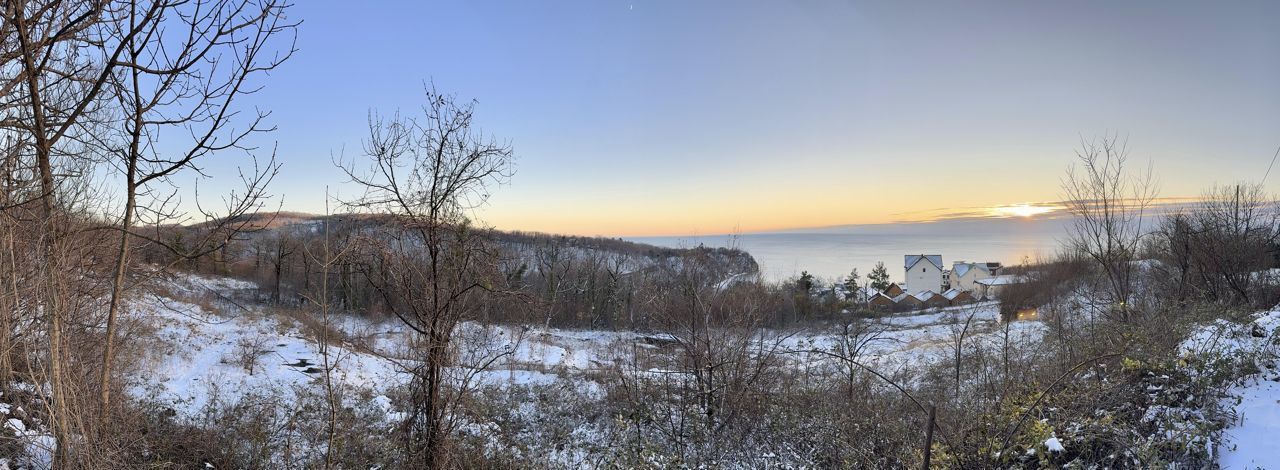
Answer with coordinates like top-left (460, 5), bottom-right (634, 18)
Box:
top-left (185, 0), bottom-right (1280, 237)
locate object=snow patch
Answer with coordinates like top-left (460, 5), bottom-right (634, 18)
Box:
top-left (1044, 436), bottom-right (1064, 453)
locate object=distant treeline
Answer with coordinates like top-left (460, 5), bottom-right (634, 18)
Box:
top-left (140, 213), bottom-right (776, 330)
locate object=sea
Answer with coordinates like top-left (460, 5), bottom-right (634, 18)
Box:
top-left (629, 217), bottom-right (1073, 283)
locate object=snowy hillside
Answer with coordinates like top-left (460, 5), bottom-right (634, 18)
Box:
top-left (110, 274), bottom-right (1046, 466)
top-left (7, 268), bottom-right (1276, 468)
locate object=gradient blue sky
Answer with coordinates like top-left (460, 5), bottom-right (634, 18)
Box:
top-left (186, 0), bottom-right (1280, 236)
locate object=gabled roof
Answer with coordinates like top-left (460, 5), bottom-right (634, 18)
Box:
top-left (892, 292), bottom-right (919, 303)
top-left (952, 262), bottom-right (1001, 278)
top-left (905, 254), bottom-right (943, 271)
top-left (942, 288), bottom-right (967, 300)
top-left (913, 290), bottom-right (942, 301)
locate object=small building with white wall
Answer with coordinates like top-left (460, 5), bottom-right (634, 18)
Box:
top-left (949, 261), bottom-right (1003, 292)
top-left (904, 254), bottom-right (944, 294)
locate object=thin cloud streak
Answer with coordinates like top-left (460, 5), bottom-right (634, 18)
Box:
top-left (887, 196), bottom-right (1208, 224)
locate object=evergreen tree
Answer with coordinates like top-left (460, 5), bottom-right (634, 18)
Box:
top-left (869, 261), bottom-right (891, 292)
top-left (843, 268), bottom-right (861, 300)
top-left (797, 270), bottom-right (815, 293)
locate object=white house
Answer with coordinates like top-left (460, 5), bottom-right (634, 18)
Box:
top-left (949, 261), bottom-right (1003, 292)
top-left (904, 254), bottom-right (944, 294)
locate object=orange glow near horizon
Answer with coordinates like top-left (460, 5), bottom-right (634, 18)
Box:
top-left (478, 200), bottom-right (1069, 237)
top-left (476, 195), bottom-right (1202, 238)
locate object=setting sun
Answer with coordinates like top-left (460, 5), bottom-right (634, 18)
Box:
top-left (990, 203), bottom-right (1060, 218)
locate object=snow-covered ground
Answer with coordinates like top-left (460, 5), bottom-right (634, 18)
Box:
top-left (1, 388), bottom-right (53, 470)
top-left (131, 273), bottom-right (639, 421)
top-left (784, 302), bottom-right (1045, 375)
top-left (1222, 374), bottom-right (1280, 469)
top-left (130, 274), bottom-right (403, 418)
top-left (7, 271), bottom-right (1274, 467)
top-left (1182, 307), bottom-right (1280, 469)
top-left (130, 275), bottom-right (1045, 425)
top-left (28, 270), bottom-right (1225, 469)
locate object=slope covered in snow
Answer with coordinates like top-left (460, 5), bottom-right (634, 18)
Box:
top-left (1180, 307), bottom-right (1280, 469)
top-left (95, 272), bottom-right (1067, 467)
top-left (130, 275), bottom-right (1042, 425)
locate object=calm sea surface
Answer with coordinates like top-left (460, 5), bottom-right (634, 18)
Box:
top-left (630, 218), bottom-right (1072, 283)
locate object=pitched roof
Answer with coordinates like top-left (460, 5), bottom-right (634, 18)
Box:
top-left (904, 254), bottom-right (943, 271)
top-left (952, 262), bottom-right (1001, 278)
top-left (913, 290), bottom-right (941, 301)
top-left (892, 292), bottom-right (919, 303)
top-left (942, 288), bottom-right (967, 300)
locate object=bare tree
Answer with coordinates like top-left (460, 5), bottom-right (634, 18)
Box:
top-left (300, 192), bottom-right (354, 470)
top-left (341, 84), bottom-right (513, 468)
top-left (267, 231), bottom-right (298, 303)
top-left (626, 249), bottom-right (789, 464)
top-left (1187, 183), bottom-right (1278, 305)
top-left (3, 3), bottom-right (119, 462)
top-left (1151, 211), bottom-right (1196, 303)
top-left (533, 236), bottom-right (574, 326)
top-left (1061, 135), bottom-right (1158, 321)
top-left (829, 319), bottom-right (886, 402)
top-left (0, 1), bottom-right (293, 464)
top-left (946, 305), bottom-right (980, 402)
top-left (95, 0), bottom-right (296, 426)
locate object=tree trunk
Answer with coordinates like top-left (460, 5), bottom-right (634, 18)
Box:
top-left (274, 259), bottom-right (283, 303)
top-left (14, 6), bottom-right (72, 463)
top-left (0, 223), bottom-right (18, 385)
top-left (99, 180), bottom-right (135, 422)
top-left (422, 338), bottom-right (447, 469)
